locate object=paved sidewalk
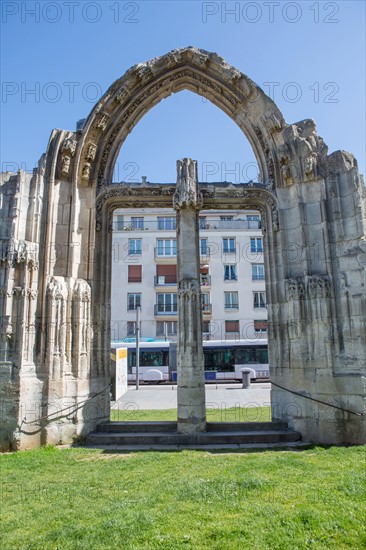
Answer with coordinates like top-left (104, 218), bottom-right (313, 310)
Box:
top-left (112, 382), bottom-right (271, 411)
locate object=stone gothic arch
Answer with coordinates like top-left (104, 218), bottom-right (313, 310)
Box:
top-left (1, 47), bottom-right (365, 450)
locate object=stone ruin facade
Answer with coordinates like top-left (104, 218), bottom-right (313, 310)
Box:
top-left (0, 47), bottom-right (365, 450)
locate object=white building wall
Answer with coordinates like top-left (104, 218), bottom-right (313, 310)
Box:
top-left (111, 207), bottom-right (267, 344)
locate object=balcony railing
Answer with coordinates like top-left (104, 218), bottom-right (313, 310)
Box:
top-left (154, 275), bottom-right (177, 286)
top-left (224, 304), bottom-right (239, 309)
top-left (200, 275), bottom-right (211, 286)
top-left (252, 275), bottom-right (265, 281)
top-left (113, 219), bottom-right (262, 232)
top-left (200, 220), bottom-right (261, 230)
top-left (154, 304), bottom-right (178, 315)
top-left (154, 247), bottom-right (177, 258)
top-left (202, 303), bottom-right (212, 314)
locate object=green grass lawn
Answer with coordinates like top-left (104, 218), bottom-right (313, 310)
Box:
top-left (110, 405), bottom-right (271, 422)
top-left (1, 444), bottom-right (365, 549)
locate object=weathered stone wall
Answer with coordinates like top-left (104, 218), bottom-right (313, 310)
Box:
top-left (1, 47), bottom-right (365, 449)
top-left (270, 148), bottom-right (366, 444)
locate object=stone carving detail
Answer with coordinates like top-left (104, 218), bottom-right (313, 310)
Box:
top-left (286, 276), bottom-right (331, 300)
top-left (304, 153), bottom-right (317, 179)
top-left (115, 87), bottom-right (131, 104)
top-left (86, 143), bottom-right (97, 161)
top-left (281, 119), bottom-right (328, 184)
top-left (96, 50), bottom-right (244, 187)
top-left (60, 155), bottom-right (71, 176)
top-left (253, 126), bottom-right (276, 189)
top-left (322, 150), bottom-right (358, 178)
top-left (286, 279), bottom-right (306, 300)
top-left (272, 208), bottom-right (279, 231)
top-left (0, 239), bottom-right (38, 268)
top-left (46, 277), bottom-right (69, 376)
top-left (82, 162), bottom-right (91, 181)
top-left (173, 158), bottom-right (202, 210)
top-left (96, 113), bottom-right (109, 131)
top-left (0, 288), bottom-right (13, 298)
top-left (267, 113), bottom-right (283, 133)
top-left (1, 319), bottom-right (13, 342)
top-left (308, 276), bottom-right (331, 299)
top-left (178, 279), bottom-right (201, 301)
top-left (95, 182), bottom-right (277, 232)
top-left (72, 279), bottom-right (92, 373)
top-left (62, 138), bottom-right (77, 156)
top-left (280, 157), bottom-right (292, 185)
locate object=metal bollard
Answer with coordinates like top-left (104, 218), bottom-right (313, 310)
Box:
top-left (241, 368), bottom-right (251, 389)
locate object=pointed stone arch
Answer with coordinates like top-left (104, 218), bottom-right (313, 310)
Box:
top-left (73, 47), bottom-right (286, 190)
top-left (0, 47), bottom-right (365, 450)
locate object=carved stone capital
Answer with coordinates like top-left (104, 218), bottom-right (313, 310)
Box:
top-left (173, 158), bottom-right (202, 210)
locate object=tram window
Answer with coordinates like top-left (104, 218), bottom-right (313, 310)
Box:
top-left (128, 350), bottom-right (164, 367)
top-left (204, 350), bottom-right (214, 369)
top-left (255, 348), bottom-right (268, 364)
top-left (141, 351), bottom-right (163, 366)
top-left (128, 351), bottom-right (136, 369)
top-left (235, 348), bottom-right (254, 364)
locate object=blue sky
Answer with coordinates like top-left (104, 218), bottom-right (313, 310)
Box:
top-left (1, 0), bottom-right (365, 182)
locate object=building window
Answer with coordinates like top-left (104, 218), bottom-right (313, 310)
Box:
top-left (252, 264), bottom-right (265, 280)
top-left (200, 238), bottom-right (208, 255)
top-left (128, 265), bottom-right (142, 283)
top-left (225, 320), bottom-right (239, 334)
top-left (220, 216), bottom-right (233, 221)
top-left (202, 293), bottom-right (211, 313)
top-left (250, 237), bottom-right (263, 253)
top-left (131, 217), bottom-right (144, 229)
top-left (253, 291), bottom-right (266, 308)
top-left (224, 291), bottom-right (239, 309)
top-left (156, 265), bottom-right (177, 285)
top-left (156, 293), bottom-right (177, 313)
top-left (156, 321), bottom-right (177, 336)
top-left (254, 320), bottom-right (268, 333)
top-left (127, 293), bottom-right (141, 311)
top-left (156, 239), bottom-right (176, 256)
top-left (203, 321), bottom-right (211, 333)
top-left (157, 216), bottom-right (176, 230)
top-left (223, 237), bottom-right (236, 253)
top-left (127, 321), bottom-right (136, 336)
top-left (247, 215), bottom-right (261, 229)
top-left (128, 238), bottom-right (142, 255)
top-left (115, 214), bottom-right (124, 231)
top-left (199, 217), bottom-right (207, 229)
top-left (224, 264), bottom-right (237, 281)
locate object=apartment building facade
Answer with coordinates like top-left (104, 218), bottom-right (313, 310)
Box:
top-left (111, 207), bottom-right (267, 347)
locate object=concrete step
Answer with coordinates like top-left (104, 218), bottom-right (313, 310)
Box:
top-left (86, 428), bottom-right (301, 447)
top-left (84, 441), bottom-right (311, 452)
top-left (97, 421), bottom-right (287, 433)
top-left (206, 421), bottom-right (288, 432)
top-left (97, 421), bottom-right (178, 433)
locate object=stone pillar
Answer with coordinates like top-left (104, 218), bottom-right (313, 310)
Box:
top-left (173, 158), bottom-right (206, 434)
